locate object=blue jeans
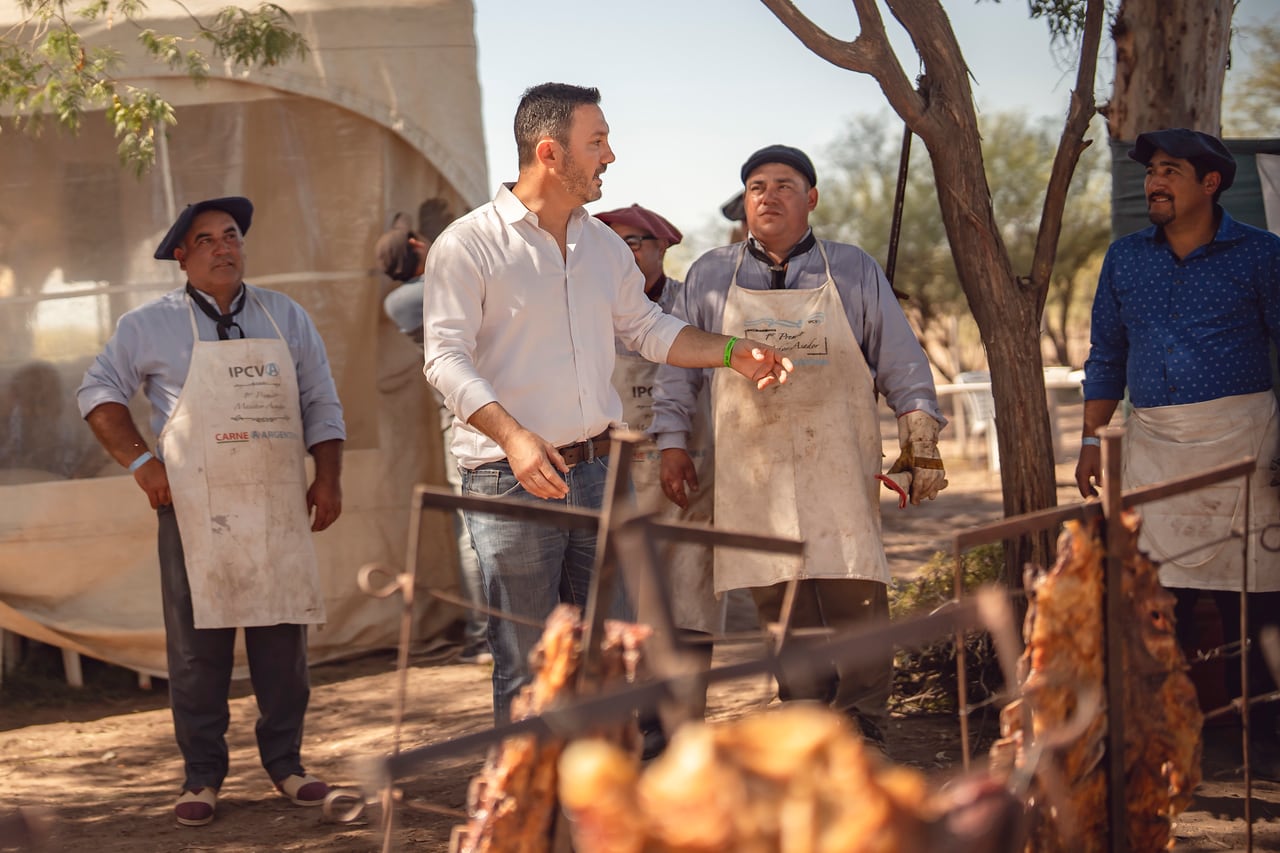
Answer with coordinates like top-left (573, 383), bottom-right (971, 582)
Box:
top-left (461, 457), bottom-right (629, 723)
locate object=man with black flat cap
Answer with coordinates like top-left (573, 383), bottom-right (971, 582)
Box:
top-left (1076, 128), bottom-right (1280, 775)
top-left (651, 144), bottom-right (946, 753)
top-left (77, 196), bottom-right (345, 825)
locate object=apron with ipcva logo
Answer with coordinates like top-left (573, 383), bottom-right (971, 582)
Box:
top-left (158, 293), bottom-right (326, 628)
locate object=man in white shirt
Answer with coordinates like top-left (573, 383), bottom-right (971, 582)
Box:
top-left (423, 82), bottom-right (794, 722)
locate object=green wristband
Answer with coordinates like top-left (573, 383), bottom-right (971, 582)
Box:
top-left (723, 336), bottom-right (739, 368)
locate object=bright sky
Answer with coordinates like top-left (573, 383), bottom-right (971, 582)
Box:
top-left (473, 0), bottom-right (1275, 259)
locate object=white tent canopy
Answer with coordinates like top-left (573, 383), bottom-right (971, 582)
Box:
top-left (0, 0), bottom-right (489, 677)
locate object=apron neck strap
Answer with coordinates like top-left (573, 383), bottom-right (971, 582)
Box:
top-left (745, 231), bottom-right (816, 289)
top-left (186, 283), bottom-right (247, 340)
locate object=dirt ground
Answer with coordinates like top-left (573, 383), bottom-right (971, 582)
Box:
top-left (4, 405), bottom-right (1280, 851)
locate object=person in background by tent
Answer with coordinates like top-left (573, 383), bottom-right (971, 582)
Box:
top-left (651, 144), bottom-right (947, 755)
top-left (77, 196), bottom-right (345, 827)
top-left (378, 206), bottom-right (492, 665)
top-left (1075, 128), bottom-right (1280, 778)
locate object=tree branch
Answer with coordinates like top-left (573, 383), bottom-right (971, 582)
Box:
top-left (759, 0), bottom-right (925, 125)
top-left (1029, 0), bottom-right (1105, 307)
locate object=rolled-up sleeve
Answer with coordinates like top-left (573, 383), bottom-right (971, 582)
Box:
top-left (612, 260), bottom-right (685, 364)
top-left (76, 315), bottom-right (143, 418)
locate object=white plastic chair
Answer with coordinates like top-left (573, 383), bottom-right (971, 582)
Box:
top-left (955, 371), bottom-right (999, 471)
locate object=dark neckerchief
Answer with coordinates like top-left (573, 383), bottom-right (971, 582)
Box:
top-left (746, 231), bottom-right (817, 289)
top-left (646, 275), bottom-right (668, 304)
top-left (186, 283), bottom-right (247, 340)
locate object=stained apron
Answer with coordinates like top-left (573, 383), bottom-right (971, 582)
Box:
top-left (157, 295), bottom-right (325, 628)
top-left (711, 241), bottom-right (889, 594)
top-left (1124, 391), bottom-right (1280, 592)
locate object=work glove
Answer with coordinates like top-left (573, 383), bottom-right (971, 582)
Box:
top-left (887, 410), bottom-right (947, 505)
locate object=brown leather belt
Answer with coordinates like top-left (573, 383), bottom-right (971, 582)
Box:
top-left (557, 430), bottom-right (611, 467)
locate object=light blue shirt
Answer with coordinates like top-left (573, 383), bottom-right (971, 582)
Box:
top-left (77, 284), bottom-right (346, 450)
top-left (650, 236), bottom-right (942, 449)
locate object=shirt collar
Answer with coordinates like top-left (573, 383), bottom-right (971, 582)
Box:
top-left (494, 183), bottom-right (531, 225)
top-left (1146, 205), bottom-right (1248, 250)
top-left (186, 282), bottom-right (247, 309)
top-left (745, 229), bottom-right (816, 266)
top-left (494, 182), bottom-right (590, 228)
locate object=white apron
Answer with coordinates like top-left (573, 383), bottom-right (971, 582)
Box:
top-left (1123, 391), bottom-right (1280, 592)
top-left (711, 241), bottom-right (889, 594)
top-left (158, 295), bottom-right (326, 628)
top-left (612, 349), bottom-right (720, 633)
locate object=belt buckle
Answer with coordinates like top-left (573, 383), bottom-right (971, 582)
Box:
top-left (584, 437), bottom-right (596, 462)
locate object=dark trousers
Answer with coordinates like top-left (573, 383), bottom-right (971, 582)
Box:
top-left (751, 578), bottom-right (892, 721)
top-left (1172, 587), bottom-right (1280, 739)
top-left (158, 505), bottom-right (311, 790)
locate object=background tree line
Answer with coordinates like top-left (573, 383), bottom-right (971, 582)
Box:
top-left (811, 109), bottom-right (1111, 378)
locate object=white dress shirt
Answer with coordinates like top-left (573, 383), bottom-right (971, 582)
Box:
top-left (424, 184), bottom-right (686, 469)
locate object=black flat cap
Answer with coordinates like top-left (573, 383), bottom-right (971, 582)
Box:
top-left (740, 144), bottom-right (817, 187)
top-left (1128, 128), bottom-right (1236, 192)
top-left (154, 196), bottom-right (254, 260)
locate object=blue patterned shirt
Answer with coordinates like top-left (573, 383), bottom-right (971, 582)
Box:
top-left (1082, 209), bottom-right (1280, 408)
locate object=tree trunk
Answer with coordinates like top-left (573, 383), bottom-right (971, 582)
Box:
top-left (760, 0), bottom-right (1104, 582)
top-left (924, 145), bottom-right (1058, 580)
top-left (1108, 0), bottom-right (1234, 139)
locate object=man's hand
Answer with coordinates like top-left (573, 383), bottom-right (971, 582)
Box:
top-left (1075, 445), bottom-right (1102, 497)
top-left (660, 448), bottom-right (698, 509)
top-left (504, 428), bottom-right (570, 500)
top-left (728, 339), bottom-right (795, 390)
top-left (133, 458), bottom-right (172, 509)
top-left (894, 410), bottom-right (948, 505)
top-left (307, 476), bottom-right (343, 531)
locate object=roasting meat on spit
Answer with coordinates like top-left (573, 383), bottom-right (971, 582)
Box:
top-left (989, 513), bottom-right (1202, 852)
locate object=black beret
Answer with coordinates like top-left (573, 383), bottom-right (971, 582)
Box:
top-left (154, 196), bottom-right (254, 260)
top-left (721, 191), bottom-right (745, 223)
top-left (740, 144), bottom-right (817, 188)
top-left (1127, 128), bottom-right (1236, 192)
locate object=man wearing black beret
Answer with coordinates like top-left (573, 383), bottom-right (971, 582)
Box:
top-left (1076, 128), bottom-right (1280, 776)
top-left (651, 143), bottom-right (947, 755)
top-left (77, 196), bottom-right (346, 825)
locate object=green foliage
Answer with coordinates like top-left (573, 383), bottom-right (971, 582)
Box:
top-left (1027, 0), bottom-right (1089, 40)
top-left (0, 1), bottom-right (308, 173)
top-left (889, 544), bottom-right (1008, 714)
top-left (981, 0), bottom-right (1110, 42)
top-left (889, 543), bottom-right (1006, 619)
top-left (206, 3), bottom-right (307, 67)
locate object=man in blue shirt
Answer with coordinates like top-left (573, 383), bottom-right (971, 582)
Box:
top-left (1075, 128), bottom-right (1280, 775)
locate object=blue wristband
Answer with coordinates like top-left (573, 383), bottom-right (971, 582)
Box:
top-left (1081, 436), bottom-right (1101, 448)
top-left (127, 450), bottom-right (154, 473)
